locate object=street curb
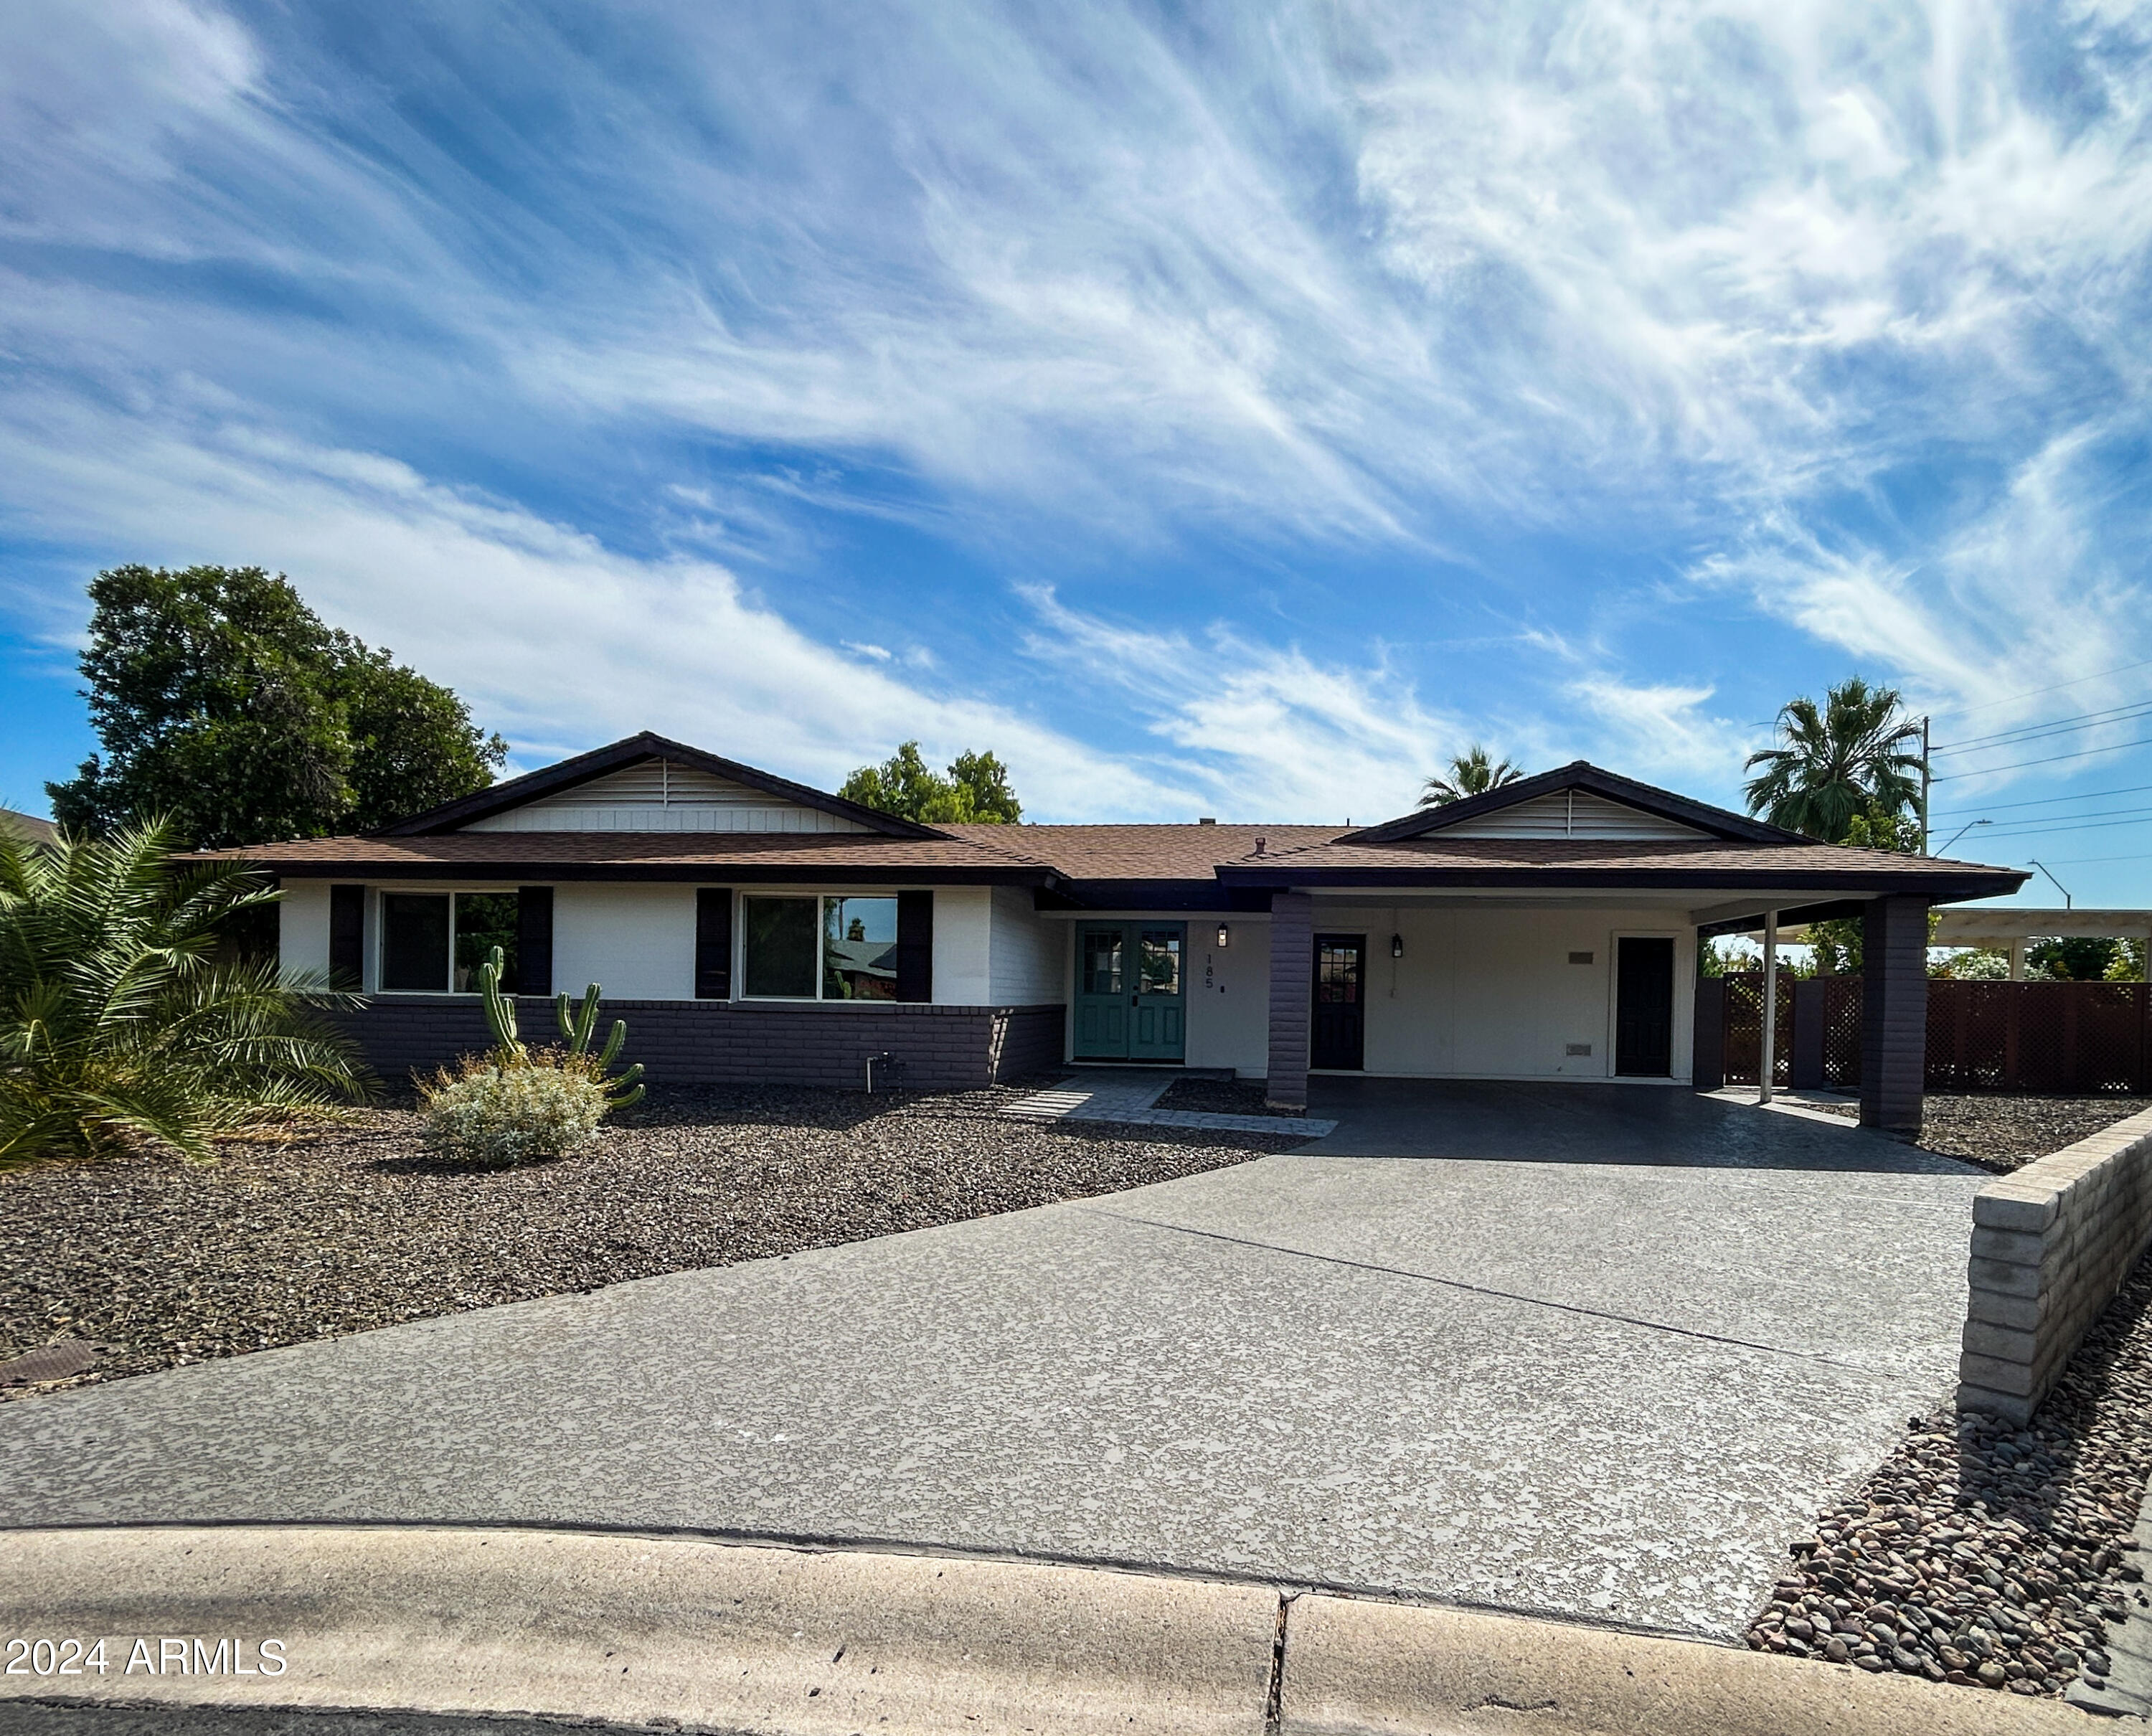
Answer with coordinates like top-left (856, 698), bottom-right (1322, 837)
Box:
top-left (0, 1526), bottom-right (2120, 1735)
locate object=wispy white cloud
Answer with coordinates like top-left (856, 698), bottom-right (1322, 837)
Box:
top-left (1, 0), bottom-right (2148, 829)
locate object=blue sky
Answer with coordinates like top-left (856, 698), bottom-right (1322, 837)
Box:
top-left (3, 3), bottom-right (2150, 905)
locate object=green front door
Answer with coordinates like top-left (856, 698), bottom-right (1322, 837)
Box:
top-left (1074, 923), bottom-right (1186, 1061)
top-left (1130, 925), bottom-right (1186, 1060)
top-left (1075, 925), bottom-right (1129, 1058)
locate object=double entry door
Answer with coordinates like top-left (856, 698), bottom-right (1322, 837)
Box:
top-left (1075, 923), bottom-right (1186, 1061)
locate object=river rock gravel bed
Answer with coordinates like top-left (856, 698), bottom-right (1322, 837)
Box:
top-left (1911, 1095), bottom-right (2152, 1174)
top-left (1, 1082), bottom-right (1297, 1402)
top-left (1748, 1251), bottom-right (2152, 1696)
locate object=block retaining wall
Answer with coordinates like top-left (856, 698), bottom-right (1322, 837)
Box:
top-left (339, 998), bottom-right (1067, 1093)
top-left (1958, 1103), bottom-right (2152, 1424)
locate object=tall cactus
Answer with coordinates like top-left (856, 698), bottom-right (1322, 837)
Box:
top-left (556, 980), bottom-right (643, 1109)
top-left (477, 946), bottom-right (526, 1064)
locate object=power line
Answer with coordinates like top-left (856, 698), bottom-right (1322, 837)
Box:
top-left (2021, 849), bottom-right (2152, 867)
top-left (1927, 654), bottom-right (2152, 723)
top-left (1932, 697), bottom-right (2152, 756)
top-left (1929, 780), bottom-right (2152, 821)
top-left (1930, 734), bottom-right (2152, 782)
top-left (1972, 810), bottom-right (2152, 841)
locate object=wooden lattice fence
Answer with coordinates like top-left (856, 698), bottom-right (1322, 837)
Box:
top-left (1705, 976), bottom-right (2151, 1095)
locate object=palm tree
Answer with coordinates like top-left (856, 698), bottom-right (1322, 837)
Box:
top-left (0, 820), bottom-right (373, 1165)
top-left (1743, 678), bottom-right (1924, 843)
top-left (1420, 744), bottom-right (1526, 807)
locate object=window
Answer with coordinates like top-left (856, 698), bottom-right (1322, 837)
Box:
top-left (1082, 929), bottom-right (1123, 995)
top-left (378, 891), bottom-right (519, 993)
top-left (456, 892), bottom-right (520, 992)
top-left (381, 893), bottom-right (450, 991)
top-left (1137, 929), bottom-right (1181, 996)
top-left (742, 894), bottom-right (902, 999)
top-left (743, 897), bottom-right (818, 998)
top-left (822, 895), bottom-right (898, 1000)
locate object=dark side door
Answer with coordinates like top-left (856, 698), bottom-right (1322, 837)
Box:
top-left (1311, 934), bottom-right (1366, 1070)
top-left (1615, 935), bottom-right (1676, 1076)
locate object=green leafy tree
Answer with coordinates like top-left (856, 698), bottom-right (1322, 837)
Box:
top-left (840, 742), bottom-right (1023, 824)
top-left (1420, 744), bottom-right (1525, 808)
top-left (48, 565), bottom-right (507, 846)
top-left (1806, 810), bottom-right (1930, 973)
top-left (0, 820), bottom-right (373, 1164)
top-left (1743, 677), bottom-right (1924, 843)
top-left (2031, 937), bottom-right (2121, 981)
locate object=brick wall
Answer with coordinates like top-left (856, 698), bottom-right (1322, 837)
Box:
top-left (1265, 892), bottom-right (1313, 1110)
top-left (339, 997), bottom-right (1069, 1093)
top-left (1958, 1104), bottom-right (2152, 1424)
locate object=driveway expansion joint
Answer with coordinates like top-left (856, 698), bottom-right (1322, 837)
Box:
top-left (1081, 1206), bottom-right (1890, 1374)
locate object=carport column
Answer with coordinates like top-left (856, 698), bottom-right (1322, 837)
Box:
top-left (1859, 895), bottom-right (1930, 1135)
top-left (1265, 892), bottom-right (1313, 1112)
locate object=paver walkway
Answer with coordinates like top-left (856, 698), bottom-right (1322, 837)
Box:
top-left (0, 1089), bottom-right (1980, 1642)
top-left (1005, 1069), bottom-right (1339, 1138)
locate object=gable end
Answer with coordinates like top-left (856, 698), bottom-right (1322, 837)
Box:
top-left (1439, 788), bottom-right (1707, 841)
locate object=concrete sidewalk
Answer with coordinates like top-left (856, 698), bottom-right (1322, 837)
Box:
top-left (0, 1526), bottom-right (2108, 1736)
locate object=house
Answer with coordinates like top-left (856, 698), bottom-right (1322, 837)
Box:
top-left (0, 807), bottom-right (58, 849)
top-left (248, 732), bottom-right (2026, 1131)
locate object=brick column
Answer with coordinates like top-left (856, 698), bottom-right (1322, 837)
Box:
top-left (1860, 895), bottom-right (1930, 1135)
top-left (1265, 892), bottom-right (1313, 1112)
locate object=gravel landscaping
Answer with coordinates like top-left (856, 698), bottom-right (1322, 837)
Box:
top-left (0, 1083), bottom-right (1298, 1402)
top-left (1750, 1250), bottom-right (2152, 1697)
top-left (1912, 1095), bottom-right (2152, 1174)
top-left (1793, 1093), bottom-right (2151, 1171)
top-left (1153, 1076), bottom-right (1298, 1116)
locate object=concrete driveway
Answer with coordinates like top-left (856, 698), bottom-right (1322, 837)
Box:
top-left (0, 1085), bottom-right (1980, 1641)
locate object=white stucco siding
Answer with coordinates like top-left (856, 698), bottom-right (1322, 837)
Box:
top-left (1344, 906), bottom-right (1694, 1082)
top-left (551, 884), bottom-right (698, 1001)
top-left (278, 880), bottom-right (331, 980)
top-left (987, 886), bottom-right (1063, 1004)
top-left (1185, 917), bottom-right (1270, 1075)
top-left (933, 887), bottom-right (992, 1006)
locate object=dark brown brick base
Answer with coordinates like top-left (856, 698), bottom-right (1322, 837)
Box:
top-left (339, 998), bottom-right (1068, 1092)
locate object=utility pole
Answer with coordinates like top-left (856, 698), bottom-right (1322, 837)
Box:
top-left (1919, 714), bottom-right (1931, 855)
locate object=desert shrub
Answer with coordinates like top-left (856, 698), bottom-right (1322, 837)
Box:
top-left (419, 1052), bottom-right (608, 1166)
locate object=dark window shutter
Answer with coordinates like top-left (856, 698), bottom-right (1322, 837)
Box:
top-left (329, 884), bottom-right (366, 989)
top-left (897, 890), bottom-right (934, 1003)
top-left (517, 887), bottom-right (554, 997)
top-left (695, 889), bottom-right (732, 999)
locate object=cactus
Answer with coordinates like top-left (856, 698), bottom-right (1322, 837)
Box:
top-left (477, 946), bottom-right (526, 1064)
top-left (475, 946), bottom-right (642, 1109)
top-left (556, 979), bottom-right (644, 1110)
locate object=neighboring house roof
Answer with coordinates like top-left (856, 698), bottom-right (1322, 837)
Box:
top-left (209, 738), bottom-right (2030, 911)
top-left (0, 807), bottom-right (57, 847)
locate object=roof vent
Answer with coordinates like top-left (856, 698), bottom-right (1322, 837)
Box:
top-left (1198, 816), bottom-right (1217, 826)
top-left (1253, 835), bottom-right (1267, 856)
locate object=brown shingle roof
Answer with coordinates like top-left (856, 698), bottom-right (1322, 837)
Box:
top-left (220, 829), bottom-right (1054, 882)
top-left (218, 819), bottom-right (2024, 902)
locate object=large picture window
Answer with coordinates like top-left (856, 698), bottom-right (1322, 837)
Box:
top-left (378, 890), bottom-right (519, 993)
top-left (742, 894), bottom-right (900, 1000)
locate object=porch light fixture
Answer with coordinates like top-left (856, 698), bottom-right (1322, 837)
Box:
top-left (1390, 933), bottom-right (1405, 958)
top-left (1217, 923), bottom-right (1230, 948)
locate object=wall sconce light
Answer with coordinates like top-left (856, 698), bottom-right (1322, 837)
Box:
top-left (1390, 933), bottom-right (1405, 958)
top-left (1217, 923), bottom-right (1230, 948)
